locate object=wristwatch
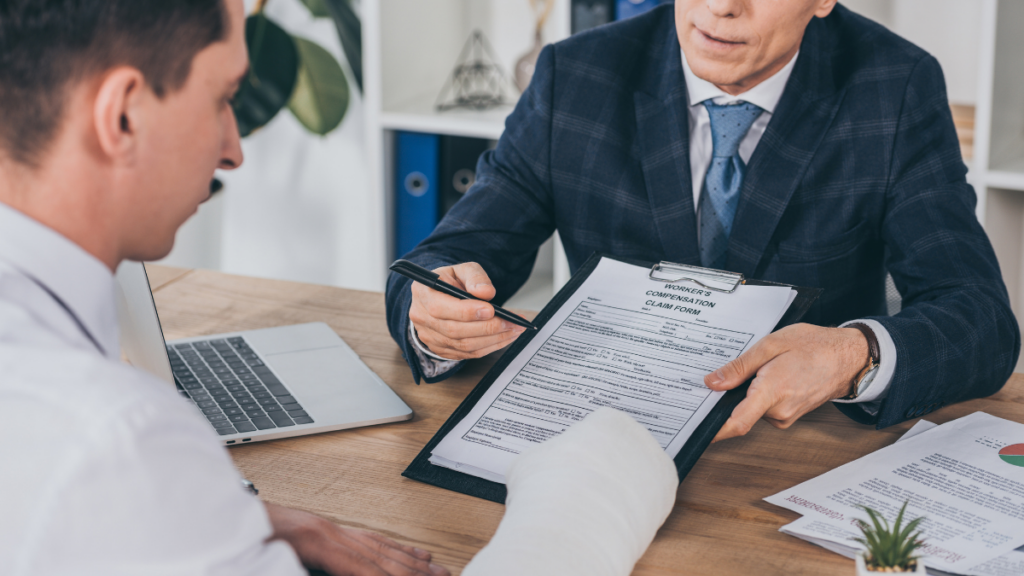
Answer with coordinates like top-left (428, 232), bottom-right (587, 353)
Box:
top-left (843, 322), bottom-right (880, 400)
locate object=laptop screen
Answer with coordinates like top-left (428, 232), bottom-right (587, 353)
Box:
top-left (114, 261), bottom-right (175, 387)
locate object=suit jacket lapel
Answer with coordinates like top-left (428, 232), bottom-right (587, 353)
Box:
top-left (634, 22), bottom-right (700, 265)
top-left (726, 18), bottom-right (848, 278)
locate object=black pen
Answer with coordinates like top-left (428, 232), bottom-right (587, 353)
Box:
top-left (389, 259), bottom-right (539, 332)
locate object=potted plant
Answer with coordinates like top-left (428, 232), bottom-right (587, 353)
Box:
top-left (852, 501), bottom-right (927, 574)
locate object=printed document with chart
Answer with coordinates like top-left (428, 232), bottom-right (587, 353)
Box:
top-left (429, 257), bottom-right (798, 484)
top-left (766, 412), bottom-right (1024, 575)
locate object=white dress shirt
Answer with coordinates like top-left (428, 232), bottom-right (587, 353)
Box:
top-left (0, 202), bottom-right (304, 575)
top-left (411, 51), bottom-right (896, 411)
top-left (682, 50), bottom-right (795, 210)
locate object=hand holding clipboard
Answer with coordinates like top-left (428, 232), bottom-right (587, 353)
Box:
top-left (402, 253), bottom-right (822, 503)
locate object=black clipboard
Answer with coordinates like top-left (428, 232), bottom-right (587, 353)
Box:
top-left (402, 253), bottom-right (822, 503)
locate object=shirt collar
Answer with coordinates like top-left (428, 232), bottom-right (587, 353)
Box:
top-left (0, 202), bottom-right (119, 359)
top-left (680, 49), bottom-right (798, 113)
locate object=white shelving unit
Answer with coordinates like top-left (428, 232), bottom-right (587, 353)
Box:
top-left (363, 0), bottom-right (573, 310)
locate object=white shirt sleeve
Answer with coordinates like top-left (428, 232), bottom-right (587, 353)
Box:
top-left (832, 318), bottom-right (897, 416)
top-left (407, 318), bottom-right (462, 378)
top-left (13, 367), bottom-right (305, 576)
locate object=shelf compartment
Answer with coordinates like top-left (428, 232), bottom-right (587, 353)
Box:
top-left (380, 94), bottom-right (513, 140)
top-left (987, 0), bottom-right (1024, 173)
top-left (986, 168), bottom-right (1024, 192)
top-left (984, 186), bottom-right (1024, 372)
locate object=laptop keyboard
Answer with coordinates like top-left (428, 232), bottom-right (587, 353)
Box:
top-left (167, 336), bottom-right (314, 436)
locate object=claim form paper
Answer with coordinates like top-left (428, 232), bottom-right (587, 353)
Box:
top-left (429, 258), bottom-right (797, 483)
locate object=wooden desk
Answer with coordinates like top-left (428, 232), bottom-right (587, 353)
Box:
top-left (146, 265), bottom-right (1024, 576)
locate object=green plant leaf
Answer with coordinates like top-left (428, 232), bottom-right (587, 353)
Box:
top-left (287, 36), bottom-right (350, 135)
top-left (299, 0), bottom-right (331, 17)
top-left (866, 506), bottom-right (889, 537)
top-left (898, 516), bottom-right (924, 545)
top-left (893, 501), bottom-right (907, 535)
top-left (234, 14), bottom-right (299, 137)
top-left (318, 0), bottom-right (362, 92)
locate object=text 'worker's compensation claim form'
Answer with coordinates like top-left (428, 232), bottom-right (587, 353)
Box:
top-left (430, 258), bottom-right (796, 483)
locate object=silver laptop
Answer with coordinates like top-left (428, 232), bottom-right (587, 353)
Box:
top-left (114, 261), bottom-right (413, 445)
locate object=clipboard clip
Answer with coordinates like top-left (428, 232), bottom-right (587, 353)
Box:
top-left (648, 261), bottom-right (745, 293)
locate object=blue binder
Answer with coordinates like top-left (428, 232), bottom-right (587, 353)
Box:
top-left (615, 0), bottom-right (661, 20)
top-left (395, 131), bottom-right (440, 260)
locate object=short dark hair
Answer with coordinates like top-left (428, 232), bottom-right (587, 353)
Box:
top-left (0, 0), bottom-right (228, 167)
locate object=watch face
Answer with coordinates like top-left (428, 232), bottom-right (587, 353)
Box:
top-left (857, 365), bottom-right (880, 396)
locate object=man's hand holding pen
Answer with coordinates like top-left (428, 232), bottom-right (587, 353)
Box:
top-left (408, 262), bottom-right (527, 360)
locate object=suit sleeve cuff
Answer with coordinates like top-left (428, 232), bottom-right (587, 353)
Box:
top-left (407, 321), bottom-right (463, 379)
top-left (832, 318), bottom-right (897, 411)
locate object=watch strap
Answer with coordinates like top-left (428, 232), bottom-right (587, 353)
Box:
top-left (843, 322), bottom-right (880, 400)
top-left (848, 322), bottom-right (880, 365)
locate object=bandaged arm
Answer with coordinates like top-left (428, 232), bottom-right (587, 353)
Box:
top-left (463, 407), bottom-right (679, 576)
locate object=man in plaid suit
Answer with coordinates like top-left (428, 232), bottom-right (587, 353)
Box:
top-left (386, 0), bottom-right (1019, 437)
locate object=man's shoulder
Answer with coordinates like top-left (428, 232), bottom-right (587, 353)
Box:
top-left (0, 333), bottom-right (288, 574)
top-left (822, 4), bottom-right (932, 83)
top-left (554, 5), bottom-right (672, 54)
top-left (0, 320), bottom-right (204, 446)
top-left (548, 5), bottom-right (674, 87)
top-left (0, 260), bottom-right (210, 445)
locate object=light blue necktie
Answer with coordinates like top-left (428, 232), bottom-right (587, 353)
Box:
top-left (698, 101), bottom-right (763, 270)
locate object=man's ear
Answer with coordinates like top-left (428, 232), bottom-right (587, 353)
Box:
top-left (814, 0), bottom-right (839, 19)
top-left (92, 67), bottom-right (147, 163)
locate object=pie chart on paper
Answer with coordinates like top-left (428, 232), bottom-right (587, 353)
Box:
top-left (998, 444), bottom-right (1024, 467)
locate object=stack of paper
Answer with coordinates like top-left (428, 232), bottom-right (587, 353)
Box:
top-left (766, 412), bottom-right (1024, 575)
top-left (429, 258), bottom-right (797, 483)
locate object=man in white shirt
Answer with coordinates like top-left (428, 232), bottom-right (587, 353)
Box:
top-left (0, 1), bottom-right (447, 574)
top-left (385, 0), bottom-right (1017, 436)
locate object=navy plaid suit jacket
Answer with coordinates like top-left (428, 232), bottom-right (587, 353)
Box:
top-left (385, 4), bottom-right (1019, 428)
